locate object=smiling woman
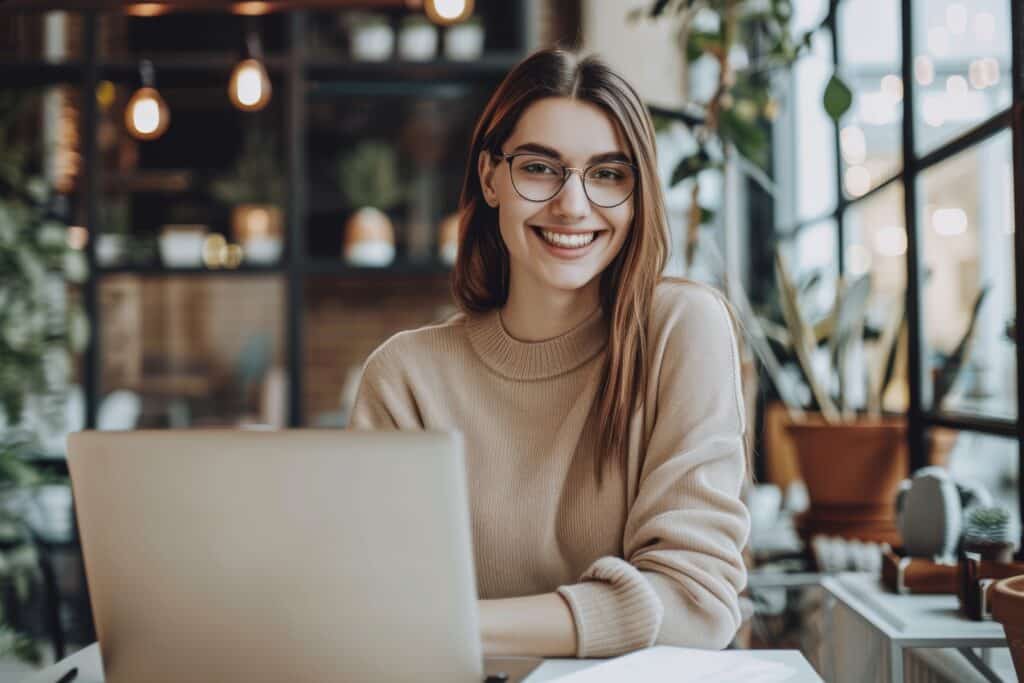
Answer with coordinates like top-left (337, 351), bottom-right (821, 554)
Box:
top-left (350, 48), bottom-right (749, 660)
top-left (478, 96), bottom-right (637, 306)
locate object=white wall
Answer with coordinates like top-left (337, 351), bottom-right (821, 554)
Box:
top-left (580, 0), bottom-right (687, 110)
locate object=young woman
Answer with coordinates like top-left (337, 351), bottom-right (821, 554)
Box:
top-left (351, 48), bottom-right (749, 659)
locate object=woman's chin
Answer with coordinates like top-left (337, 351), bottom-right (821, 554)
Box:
top-left (535, 268), bottom-right (602, 295)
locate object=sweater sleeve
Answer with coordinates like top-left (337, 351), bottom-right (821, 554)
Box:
top-left (349, 341), bottom-right (424, 430)
top-left (557, 286), bottom-right (750, 657)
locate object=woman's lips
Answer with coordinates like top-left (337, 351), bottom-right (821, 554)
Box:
top-left (530, 225), bottom-right (605, 259)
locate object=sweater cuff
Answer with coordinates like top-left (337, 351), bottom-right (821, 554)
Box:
top-left (556, 556), bottom-right (664, 658)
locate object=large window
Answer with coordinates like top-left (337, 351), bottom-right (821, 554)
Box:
top-left (776, 0), bottom-right (1023, 543)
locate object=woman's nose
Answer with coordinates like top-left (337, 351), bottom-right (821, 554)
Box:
top-left (551, 170), bottom-right (591, 219)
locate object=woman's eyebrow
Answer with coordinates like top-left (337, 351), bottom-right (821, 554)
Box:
top-left (510, 142), bottom-right (632, 164)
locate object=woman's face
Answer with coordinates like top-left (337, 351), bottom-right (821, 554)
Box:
top-left (478, 97), bottom-right (635, 298)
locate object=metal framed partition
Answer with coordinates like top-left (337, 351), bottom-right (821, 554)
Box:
top-left (773, 0), bottom-right (1024, 553)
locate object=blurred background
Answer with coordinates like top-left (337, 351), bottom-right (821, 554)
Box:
top-left (0, 0), bottom-right (1021, 679)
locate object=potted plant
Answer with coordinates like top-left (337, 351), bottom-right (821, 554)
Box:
top-left (96, 196), bottom-right (131, 267)
top-left (0, 432), bottom-right (48, 666)
top-left (337, 141), bottom-right (403, 267)
top-left (210, 129), bottom-right (286, 266)
top-left (767, 253), bottom-right (983, 546)
top-left (0, 89), bottom-right (90, 663)
top-left (992, 574), bottom-right (1024, 680)
top-left (962, 506), bottom-right (1016, 562)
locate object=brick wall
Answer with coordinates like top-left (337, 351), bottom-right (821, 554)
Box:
top-left (99, 273), bottom-right (454, 425)
top-left (303, 274), bottom-right (454, 423)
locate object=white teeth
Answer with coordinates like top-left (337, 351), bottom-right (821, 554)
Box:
top-left (539, 230), bottom-right (596, 248)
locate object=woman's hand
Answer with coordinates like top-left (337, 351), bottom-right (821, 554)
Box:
top-left (478, 592), bottom-right (578, 658)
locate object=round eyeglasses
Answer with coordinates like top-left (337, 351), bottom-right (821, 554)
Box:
top-left (493, 152), bottom-right (638, 208)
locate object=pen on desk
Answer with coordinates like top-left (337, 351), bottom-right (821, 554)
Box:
top-left (54, 667), bottom-right (77, 683)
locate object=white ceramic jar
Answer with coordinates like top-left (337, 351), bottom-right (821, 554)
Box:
top-left (444, 21), bottom-right (484, 61)
top-left (350, 19), bottom-right (394, 62)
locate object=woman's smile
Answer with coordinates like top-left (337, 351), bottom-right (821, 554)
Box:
top-left (530, 225), bottom-right (608, 259)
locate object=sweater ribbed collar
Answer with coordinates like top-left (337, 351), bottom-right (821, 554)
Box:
top-left (465, 306), bottom-right (608, 381)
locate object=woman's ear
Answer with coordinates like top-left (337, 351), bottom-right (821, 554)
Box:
top-left (478, 150), bottom-right (499, 208)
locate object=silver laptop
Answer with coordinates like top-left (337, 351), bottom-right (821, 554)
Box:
top-left (67, 429), bottom-right (542, 683)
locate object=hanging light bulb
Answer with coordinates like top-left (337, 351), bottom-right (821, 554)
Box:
top-left (125, 60), bottom-right (169, 141)
top-left (424, 0), bottom-right (474, 25)
top-left (229, 33), bottom-right (271, 112)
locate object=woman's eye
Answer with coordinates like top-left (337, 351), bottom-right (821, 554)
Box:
top-left (591, 167), bottom-right (624, 181)
top-left (523, 163), bottom-right (557, 175)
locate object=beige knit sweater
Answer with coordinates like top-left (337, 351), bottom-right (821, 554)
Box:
top-left (350, 280), bottom-right (749, 658)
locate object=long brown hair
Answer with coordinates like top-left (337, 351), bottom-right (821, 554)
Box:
top-left (452, 48), bottom-right (670, 485)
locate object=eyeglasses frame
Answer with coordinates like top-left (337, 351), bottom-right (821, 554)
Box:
top-left (492, 151), bottom-right (639, 208)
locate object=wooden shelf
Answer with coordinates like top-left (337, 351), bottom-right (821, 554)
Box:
top-left (97, 264), bottom-right (285, 276)
top-left (0, 61), bottom-right (85, 86)
top-left (95, 259), bottom-right (453, 278)
top-left (303, 257), bottom-right (451, 277)
top-left (101, 169), bottom-right (194, 194)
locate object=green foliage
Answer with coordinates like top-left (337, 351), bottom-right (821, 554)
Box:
top-left (719, 106), bottom-right (768, 168)
top-left (639, 0), bottom-right (852, 178)
top-left (210, 128), bottom-right (286, 207)
top-left (933, 287), bottom-right (989, 410)
top-left (670, 147), bottom-right (713, 185)
top-left (337, 141), bottom-right (403, 211)
top-left (0, 89), bottom-right (82, 664)
top-left (771, 254), bottom-right (903, 423)
top-left (823, 74), bottom-right (854, 121)
top-left (964, 506), bottom-right (1012, 545)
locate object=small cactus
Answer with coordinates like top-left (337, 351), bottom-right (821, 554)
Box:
top-left (963, 506), bottom-right (1012, 546)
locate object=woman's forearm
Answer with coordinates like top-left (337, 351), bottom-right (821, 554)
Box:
top-left (479, 592), bottom-right (578, 657)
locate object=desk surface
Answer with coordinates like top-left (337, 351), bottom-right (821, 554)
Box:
top-left (822, 571), bottom-right (1007, 648)
top-left (24, 643), bottom-right (822, 682)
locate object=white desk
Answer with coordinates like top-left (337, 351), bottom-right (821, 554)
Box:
top-left (24, 643), bottom-right (823, 682)
top-left (821, 572), bottom-right (1009, 683)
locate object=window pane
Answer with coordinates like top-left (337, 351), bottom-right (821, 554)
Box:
top-left (844, 183), bottom-right (908, 412)
top-left (944, 430), bottom-right (1020, 546)
top-left (99, 275), bottom-right (287, 428)
top-left (303, 276), bottom-right (454, 427)
top-left (837, 0), bottom-right (903, 195)
top-left (790, 219), bottom-right (839, 315)
top-left (776, 28), bottom-right (837, 225)
top-left (912, 0), bottom-right (1013, 155)
top-left (919, 130), bottom-right (1016, 419)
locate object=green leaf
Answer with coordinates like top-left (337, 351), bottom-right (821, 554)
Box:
top-left (669, 148), bottom-right (711, 186)
top-left (649, 0), bottom-right (673, 18)
top-left (719, 108), bottom-right (768, 168)
top-left (823, 74), bottom-right (853, 121)
top-left (689, 30), bottom-right (724, 55)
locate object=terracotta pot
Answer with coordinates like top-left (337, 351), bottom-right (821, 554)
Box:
top-left (992, 575), bottom-right (1024, 679)
top-left (763, 402), bottom-right (802, 491)
top-left (787, 416), bottom-right (909, 547)
top-left (787, 416), bottom-right (908, 506)
top-left (231, 204), bottom-right (283, 265)
top-left (343, 207), bottom-right (395, 267)
top-left (965, 540), bottom-right (1017, 563)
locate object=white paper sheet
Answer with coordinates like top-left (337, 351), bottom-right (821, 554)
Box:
top-left (551, 646), bottom-right (796, 683)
